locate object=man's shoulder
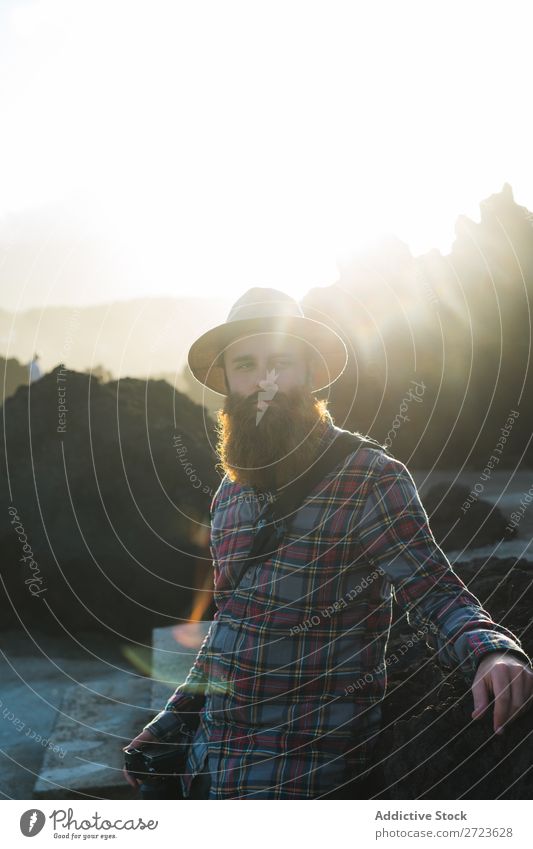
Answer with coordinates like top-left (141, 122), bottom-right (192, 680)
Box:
top-left (209, 475), bottom-right (229, 514)
top-left (208, 429), bottom-right (412, 511)
top-left (329, 425), bottom-right (387, 466)
top-left (209, 473), bottom-right (247, 513)
top-left (331, 428), bottom-right (409, 485)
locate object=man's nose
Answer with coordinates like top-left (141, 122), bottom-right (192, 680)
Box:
top-left (246, 385), bottom-right (261, 401)
top-left (251, 369), bottom-right (268, 390)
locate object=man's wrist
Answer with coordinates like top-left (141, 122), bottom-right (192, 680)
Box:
top-left (451, 625), bottom-right (531, 682)
top-left (473, 647), bottom-right (532, 675)
top-left (143, 709), bottom-right (192, 742)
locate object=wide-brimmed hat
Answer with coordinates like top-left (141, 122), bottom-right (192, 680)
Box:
top-left (187, 287), bottom-right (348, 395)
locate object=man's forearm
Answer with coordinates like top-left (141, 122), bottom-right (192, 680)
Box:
top-left (143, 616), bottom-right (218, 739)
top-left (356, 456), bottom-right (532, 682)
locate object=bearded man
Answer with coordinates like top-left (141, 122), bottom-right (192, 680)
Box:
top-left (124, 287), bottom-right (533, 800)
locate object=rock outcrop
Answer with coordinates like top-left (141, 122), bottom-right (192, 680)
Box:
top-left (0, 367), bottom-right (220, 639)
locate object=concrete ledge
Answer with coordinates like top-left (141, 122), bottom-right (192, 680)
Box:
top-left (33, 675), bottom-right (151, 800)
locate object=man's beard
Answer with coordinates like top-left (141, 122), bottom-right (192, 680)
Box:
top-left (215, 385), bottom-right (333, 491)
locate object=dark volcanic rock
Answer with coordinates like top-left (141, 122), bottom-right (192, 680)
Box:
top-left (364, 557), bottom-right (533, 799)
top-left (0, 367), bottom-right (220, 639)
top-left (382, 691), bottom-right (533, 799)
top-left (423, 482), bottom-right (516, 550)
top-left (0, 356), bottom-right (29, 404)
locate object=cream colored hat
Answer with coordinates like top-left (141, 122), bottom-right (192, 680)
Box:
top-left (187, 287), bottom-right (348, 396)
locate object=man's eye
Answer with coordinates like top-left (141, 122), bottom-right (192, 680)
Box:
top-left (235, 359), bottom-right (291, 370)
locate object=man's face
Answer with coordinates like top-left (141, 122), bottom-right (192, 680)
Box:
top-left (223, 333), bottom-right (312, 400)
top-left (215, 333), bottom-right (331, 490)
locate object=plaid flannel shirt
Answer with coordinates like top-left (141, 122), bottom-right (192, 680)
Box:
top-left (144, 421), bottom-right (530, 799)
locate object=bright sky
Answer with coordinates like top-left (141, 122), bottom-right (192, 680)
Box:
top-left (0, 0), bottom-right (532, 307)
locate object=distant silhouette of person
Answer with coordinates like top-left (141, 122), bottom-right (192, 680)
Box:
top-left (28, 353), bottom-right (43, 383)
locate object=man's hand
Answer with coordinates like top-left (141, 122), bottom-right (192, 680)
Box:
top-left (122, 728), bottom-right (159, 788)
top-left (471, 652), bottom-right (533, 734)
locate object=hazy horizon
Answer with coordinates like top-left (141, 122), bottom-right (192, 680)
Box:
top-left (1, 0), bottom-right (533, 311)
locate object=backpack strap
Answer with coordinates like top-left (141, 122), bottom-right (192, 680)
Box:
top-left (231, 430), bottom-right (369, 588)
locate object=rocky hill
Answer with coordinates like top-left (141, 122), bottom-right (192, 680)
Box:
top-left (353, 556), bottom-right (533, 799)
top-left (0, 367), bottom-right (221, 639)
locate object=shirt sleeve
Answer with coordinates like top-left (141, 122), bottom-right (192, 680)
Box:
top-left (143, 611), bottom-right (218, 740)
top-left (355, 455), bottom-right (532, 683)
top-left (143, 489), bottom-right (223, 741)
